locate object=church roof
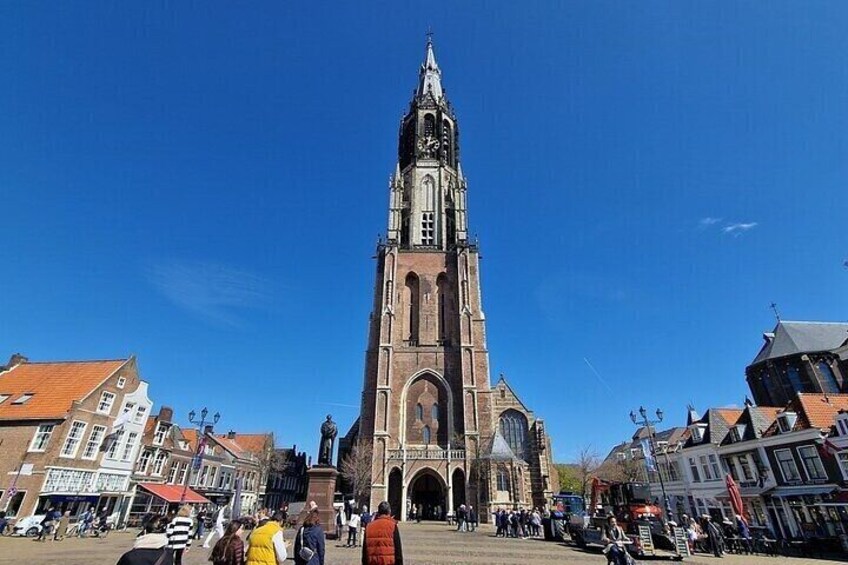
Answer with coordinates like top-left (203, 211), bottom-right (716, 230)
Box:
top-left (751, 321), bottom-right (848, 365)
top-left (485, 429), bottom-right (518, 461)
top-left (416, 38), bottom-right (443, 101)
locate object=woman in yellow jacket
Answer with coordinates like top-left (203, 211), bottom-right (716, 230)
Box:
top-left (245, 511), bottom-right (287, 565)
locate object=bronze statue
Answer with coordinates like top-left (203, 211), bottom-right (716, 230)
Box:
top-left (318, 414), bottom-right (338, 466)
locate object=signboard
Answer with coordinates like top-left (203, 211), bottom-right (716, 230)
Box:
top-left (638, 524), bottom-right (655, 554)
top-left (673, 526), bottom-right (691, 557)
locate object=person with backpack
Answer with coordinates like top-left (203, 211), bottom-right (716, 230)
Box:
top-left (209, 519), bottom-right (245, 565)
top-left (116, 516), bottom-right (173, 565)
top-left (293, 509), bottom-right (325, 565)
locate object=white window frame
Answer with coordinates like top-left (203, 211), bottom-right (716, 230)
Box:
top-left (97, 391), bottom-right (116, 415)
top-left (29, 424), bottom-right (55, 452)
top-left (689, 457), bottom-right (701, 483)
top-left (121, 432), bottom-right (139, 462)
top-left (60, 421), bottom-right (88, 459)
top-left (699, 455), bottom-right (714, 480)
top-left (153, 422), bottom-right (168, 446)
top-left (151, 451), bottom-right (168, 477)
top-left (738, 454), bottom-right (755, 481)
top-left (133, 405), bottom-right (146, 424)
top-left (838, 452), bottom-right (848, 480)
top-left (166, 462), bottom-right (179, 483)
top-left (137, 449), bottom-right (152, 474)
top-left (775, 448), bottom-right (802, 482)
top-left (797, 445), bottom-right (827, 481)
top-left (708, 454), bottom-right (722, 479)
top-left (116, 376), bottom-right (126, 389)
top-left (106, 430), bottom-right (124, 460)
top-left (81, 425), bottom-right (107, 460)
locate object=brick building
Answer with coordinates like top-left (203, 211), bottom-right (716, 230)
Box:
top-left (0, 355), bottom-right (152, 521)
top-left (343, 39), bottom-right (558, 521)
top-left (264, 445), bottom-right (308, 511)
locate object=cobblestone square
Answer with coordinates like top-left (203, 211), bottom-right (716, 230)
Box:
top-left (0, 523), bottom-right (840, 565)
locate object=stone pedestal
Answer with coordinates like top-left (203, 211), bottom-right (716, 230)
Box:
top-left (306, 465), bottom-right (339, 538)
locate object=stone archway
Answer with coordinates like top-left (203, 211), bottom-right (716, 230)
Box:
top-left (408, 468), bottom-right (447, 521)
top-left (452, 468), bottom-right (466, 510)
top-left (388, 468), bottom-right (403, 520)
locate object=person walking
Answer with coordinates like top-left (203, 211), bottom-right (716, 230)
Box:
top-left (203, 505), bottom-right (228, 549)
top-left (468, 506), bottom-right (477, 532)
top-left (78, 507), bottom-right (94, 537)
top-left (116, 516), bottom-right (174, 565)
top-left (53, 510), bottom-right (71, 541)
top-left (245, 510), bottom-right (287, 565)
top-left (194, 509), bottom-right (207, 540)
top-left (294, 510), bottom-right (325, 565)
top-left (347, 508), bottom-right (361, 547)
top-left (166, 505), bottom-right (194, 565)
top-left (335, 507), bottom-right (344, 540)
top-left (362, 501), bottom-right (403, 565)
top-left (455, 504), bottom-right (466, 532)
top-left (209, 520), bottom-right (245, 565)
top-left (704, 515), bottom-right (725, 558)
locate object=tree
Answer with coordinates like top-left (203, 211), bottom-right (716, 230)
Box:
top-left (339, 438), bottom-right (373, 505)
top-left (595, 452), bottom-right (642, 483)
top-left (556, 446), bottom-right (600, 502)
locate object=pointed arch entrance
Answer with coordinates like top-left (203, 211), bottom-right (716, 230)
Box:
top-left (388, 468), bottom-right (403, 520)
top-left (408, 468), bottom-right (447, 521)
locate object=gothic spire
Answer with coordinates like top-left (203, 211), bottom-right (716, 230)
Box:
top-left (416, 37), bottom-right (443, 101)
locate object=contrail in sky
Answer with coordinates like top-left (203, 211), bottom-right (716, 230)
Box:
top-left (583, 357), bottom-right (614, 393)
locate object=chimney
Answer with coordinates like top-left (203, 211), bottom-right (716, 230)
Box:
top-left (227, 430), bottom-right (236, 440)
top-left (4, 353), bottom-right (28, 370)
top-left (159, 406), bottom-right (174, 423)
top-left (204, 424), bottom-right (214, 435)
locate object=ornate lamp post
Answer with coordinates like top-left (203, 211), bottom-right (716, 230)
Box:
top-left (181, 407), bottom-right (220, 503)
top-left (629, 406), bottom-right (673, 524)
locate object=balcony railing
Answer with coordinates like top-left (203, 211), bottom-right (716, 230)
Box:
top-left (387, 448), bottom-right (466, 461)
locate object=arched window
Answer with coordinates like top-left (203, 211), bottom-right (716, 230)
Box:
top-left (423, 114), bottom-right (435, 137)
top-left (416, 403), bottom-right (423, 421)
top-left (431, 403), bottom-right (439, 421)
top-left (497, 465), bottom-right (510, 492)
top-left (422, 425), bottom-right (431, 445)
top-left (437, 273), bottom-right (449, 343)
top-left (818, 361), bottom-right (840, 393)
top-left (499, 410), bottom-right (529, 460)
top-left (404, 273), bottom-right (420, 344)
top-left (442, 120), bottom-right (453, 164)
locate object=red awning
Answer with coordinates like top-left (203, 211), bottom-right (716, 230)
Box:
top-left (138, 483), bottom-right (210, 504)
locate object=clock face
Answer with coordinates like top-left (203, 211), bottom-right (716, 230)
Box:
top-left (417, 135), bottom-right (440, 154)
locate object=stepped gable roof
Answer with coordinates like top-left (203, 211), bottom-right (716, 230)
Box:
top-left (751, 321), bottom-right (848, 365)
top-left (0, 358), bottom-right (128, 420)
top-left (486, 429), bottom-right (519, 461)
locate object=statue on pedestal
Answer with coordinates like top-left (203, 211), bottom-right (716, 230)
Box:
top-left (317, 414), bottom-right (338, 466)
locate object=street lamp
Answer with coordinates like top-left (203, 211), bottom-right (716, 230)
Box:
top-left (181, 407), bottom-right (221, 503)
top-left (629, 406), bottom-right (673, 524)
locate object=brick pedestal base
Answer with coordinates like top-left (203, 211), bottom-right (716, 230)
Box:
top-left (306, 465), bottom-right (339, 538)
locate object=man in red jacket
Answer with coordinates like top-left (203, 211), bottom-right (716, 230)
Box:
top-left (362, 501), bottom-right (404, 565)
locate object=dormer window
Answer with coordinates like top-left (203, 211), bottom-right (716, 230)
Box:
top-left (689, 423), bottom-right (707, 443)
top-left (778, 411), bottom-right (798, 433)
top-left (730, 424), bottom-right (747, 443)
top-left (836, 414), bottom-right (848, 436)
top-left (655, 441), bottom-right (668, 453)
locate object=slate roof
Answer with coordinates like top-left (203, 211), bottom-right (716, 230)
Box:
top-left (751, 321), bottom-right (848, 365)
top-left (0, 359), bottom-right (128, 420)
top-left (486, 430), bottom-right (519, 461)
top-left (684, 408), bottom-right (740, 446)
top-left (719, 405), bottom-right (781, 445)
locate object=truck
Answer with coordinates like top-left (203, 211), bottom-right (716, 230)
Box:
top-left (542, 491), bottom-right (585, 541)
top-left (569, 478), bottom-right (684, 559)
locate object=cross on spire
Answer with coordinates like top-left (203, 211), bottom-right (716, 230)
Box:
top-left (426, 27), bottom-right (434, 44)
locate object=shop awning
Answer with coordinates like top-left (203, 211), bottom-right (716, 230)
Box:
top-left (138, 483), bottom-right (210, 504)
top-left (767, 485), bottom-right (836, 498)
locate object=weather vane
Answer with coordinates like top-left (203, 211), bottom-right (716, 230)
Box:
top-left (426, 27), bottom-right (434, 43)
top-left (770, 302), bottom-right (780, 322)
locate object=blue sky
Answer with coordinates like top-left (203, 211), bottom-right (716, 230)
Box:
top-left (2, 2), bottom-right (847, 462)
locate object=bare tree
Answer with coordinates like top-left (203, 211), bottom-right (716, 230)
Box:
top-left (575, 446), bottom-right (600, 501)
top-left (340, 438), bottom-right (373, 505)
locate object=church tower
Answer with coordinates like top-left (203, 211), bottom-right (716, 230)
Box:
top-left (350, 39), bottom-right (557, 520)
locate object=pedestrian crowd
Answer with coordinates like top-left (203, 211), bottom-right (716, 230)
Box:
top-left (492, 507), bottom-right (543, 539)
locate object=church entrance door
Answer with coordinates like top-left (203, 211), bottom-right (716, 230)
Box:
top-left (408, 470), bottom-right (446, 521)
